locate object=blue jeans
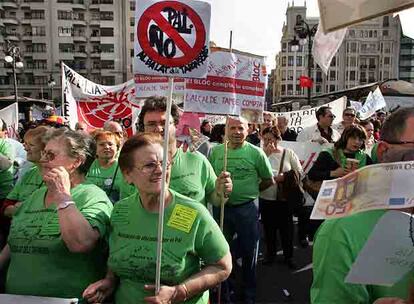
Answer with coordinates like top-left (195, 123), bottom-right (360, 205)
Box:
top-left (213, 201), bottom-right (259, 303)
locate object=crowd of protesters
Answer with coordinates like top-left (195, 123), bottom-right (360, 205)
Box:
top-left (0, 97), bottom-right (413, 304)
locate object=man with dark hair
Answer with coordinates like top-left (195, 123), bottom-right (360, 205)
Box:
top-left (311, 107), bottom-right (414, 303)
top-left (297, 106), bottom-right (340, 144)
top-left (333, 107), bottom-right (357, 134)
top-left (133, 96), bottom-right (232, 207)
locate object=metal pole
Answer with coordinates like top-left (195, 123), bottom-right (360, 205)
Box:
top-left (12, 52), bottom-right (18, 105)
top-left (307, 37), bottom-right (312, 105)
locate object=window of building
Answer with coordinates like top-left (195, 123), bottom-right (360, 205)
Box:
top-left (59, 43), bottom-right (74, 53)
top-left (316, 71), bottom-right (322, 82)
top-left (130, 49), bottom-right (134, 57)
top-left (101, 60), bottom-right (115, 69)
top-left (281, 70), bottom-right (286, 80)
top-left (31, 10), bottom-right (44, 19)
top-left (31, 43), bottom-right (47, 52)
top-left (296, 56), bottom-right (302, 66)
top-left (383, 16), bottom-right (389, 27)
top-left (33, 60), bottom-right (47, 70)
top-left (130, 17), bottom-right (134, 26)
top-left (34, 76), bottom-right (48, 85)
top-left (58, 26), bottom-right (73, 37)
top-left (91, 28), bottom-right (100, 37)
top-left (281, 84), bottom-right (286, 93)
top-left (287, 70), bottom-right (293, 80)
top-left (316, 85), bottom-right (321, 93)
top-left (73, 12), bottom-right (84, 20)
top-left (101, 76), bottom-right (115, 85)
top-left (282, 56), bottom-right (286, 67)
top-left (329, 85), bottom-right (336, 92)
top-left (329, 70), bottom-right (336, 81)
top-left (383, 71), bottom-right (390, 80)
top-left (287, 84), bottom-right (293, 95)
top-left (330, 57), bottom-right (336, 67)
top-left (384, 57), bottom-right (391, 65)
top-left (350, 71), bottom-right (356, 81)
top-left (130, 32), bottom-right (134, 42)
top-left (368, 71), bottom-right (375, 82)
top-left (101, 44), bottom-right (114, 53)
top-left (282, 42), bottom-right (286, 52)
top-left (58, 10), bottom-right (72, 20)
top-left (32, 26), bottom-right (46, 36)
top-left (90, 12), bottom-right (100, 20)
top-left (383, 30), bottom-right (389, 37)
top-left (296, 85), bottom-right (301, 94)
top-left (360, 71), bottom-right (367, 82)
top-left (349, 29), bottom-right (355, 38)
top-left (100, 28), bottom-right (114, 36)
top-left (288, 56), bottom-right (294, 66)
top-left (101, 0), bottom-right (113, 3)
top-left (100, 11), bottom-right (113, 20)
top-left (130, 1), bottom-right (135, 10)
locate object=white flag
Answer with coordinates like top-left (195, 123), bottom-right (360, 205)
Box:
top-left (397, 8), bottom-right (414, 39)
top-left (358, 87), bottom-right (387, 120)
top-left (312, 24), bottom-right (347, 75)
top-left (350, 100), bottom-right (363, 112)
top-left (0, 103), bottom-right (19, 139)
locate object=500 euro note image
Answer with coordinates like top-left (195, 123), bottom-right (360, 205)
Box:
top-left (310, 161), bottom-right (414, 219)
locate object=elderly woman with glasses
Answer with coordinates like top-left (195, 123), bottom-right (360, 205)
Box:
top-left (83, 133), bottom-right (231, 304)
top-left (0, 128), bottom-right (113, 299)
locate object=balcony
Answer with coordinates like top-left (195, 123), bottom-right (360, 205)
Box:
top-left (89, 19), bottom-right (100, 26)
top-left (90, 35), bottom-right (100, 42)
top-left (90, 52), bottom-right (101, 58)
top-left (74, 51), bottom-right (87, 58)
top-left (59, 52), bottom-right (74, 60)
top-left (72, 19), bottom-right (87, 26)
top-left (73, 35), bottom-right (87, 42)
top-left (4, 33), bottom-right (20, 41)
top-left (368, 65), bottom-right (376, 70)
top-left (2, 1), bottom-right (18, 9)
top-left (360, 64), bottom-right (368, 69)
top-left (3, 18), bottom-right (19, 26)
top-left (22, 34), bottom-right (33, 41)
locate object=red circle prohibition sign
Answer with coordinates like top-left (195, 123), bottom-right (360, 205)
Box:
top-left (138, 1), bottom-right (206, 67)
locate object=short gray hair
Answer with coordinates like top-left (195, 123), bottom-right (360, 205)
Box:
top-left (44, 128), bottom-right (96, 175)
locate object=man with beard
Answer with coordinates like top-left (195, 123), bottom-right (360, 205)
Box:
top-left (311, 107), bottom-right (414, 303)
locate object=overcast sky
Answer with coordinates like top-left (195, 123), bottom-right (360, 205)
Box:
top-left (206, 0), bottom-right (414, 70)
top-left (207, 0), bottom-right (319, 69)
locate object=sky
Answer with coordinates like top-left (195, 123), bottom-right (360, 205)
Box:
top-left (207, 0), bottom-right (320, 69)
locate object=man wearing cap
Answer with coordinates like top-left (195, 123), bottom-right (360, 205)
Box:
top-left (209, 116), bottom-right (274, 304)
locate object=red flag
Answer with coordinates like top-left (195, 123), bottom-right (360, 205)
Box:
top-left (299, 76), bottom-right (313, 88)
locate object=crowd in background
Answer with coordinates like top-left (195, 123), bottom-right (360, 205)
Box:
top-left (0, 98), bottom-right (410, 304)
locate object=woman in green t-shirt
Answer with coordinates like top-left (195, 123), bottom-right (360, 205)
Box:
top-left (3, 126), bottom-right (50, 217)
top-left (83, 133), bottom-right (231, 304)
top-left (0, 128), bottom-right (113, 299)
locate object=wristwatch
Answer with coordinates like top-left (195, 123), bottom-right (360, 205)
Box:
top-left (57, 200), bottom-right (75, 210)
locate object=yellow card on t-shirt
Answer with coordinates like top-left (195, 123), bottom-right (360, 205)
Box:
top-left (167, 204), bottom-right (198, 233)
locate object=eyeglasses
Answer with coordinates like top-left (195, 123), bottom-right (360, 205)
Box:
top-left (144, 120), bottom-right (174, 131)
top-left (40, 150), bottom-right (58, 162)
top-left (134, 160), bottom-right (171, 174)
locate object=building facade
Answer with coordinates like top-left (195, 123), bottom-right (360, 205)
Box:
top-left (273, 3), bottom-right (401, 105)
top-left (0, 0), bottom-right (134, 101)
top-left (400, 34), bottom-right (414, 83)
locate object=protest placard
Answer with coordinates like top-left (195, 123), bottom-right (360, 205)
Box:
top-left (358, 87), bottom-right (387, 120)
top-left (276, 97), bottom-right (346, 134)
top-left (184, 48), bottom-right (266, 121)
top-left (62, 63), bottom-right (142, 134)
top-left (311, 161), bottom-right (414, 220)
top-left (0, 294), bottom-right (77, 304)
top-left (345, 211), bottom-right (414, 286)
top-left (0, 103), bottom-right (19, 139)
top-left (134, 0), bottom-right (211, 78)
top-left (318, 0), bottom-right (414, 33)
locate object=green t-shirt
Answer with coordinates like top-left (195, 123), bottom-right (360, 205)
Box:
top-left (108, 189), bottom-right (229, 304)
top-left (121, 148), bottom-right (217, 206)
top-left (209, 142), bottom-right (273, 205)
top-left (0, 138), bottom-right (15, 199)
top-left (7, 165), bottom-right (43, 202)
top-left (6, 183), bottom-right (113, 299)
top-left (86, 159), bottom-right (132, 203)
top-left (170, 148), bottom-right (217, 206)
top-left (311, 210), bottom-right (413, 304)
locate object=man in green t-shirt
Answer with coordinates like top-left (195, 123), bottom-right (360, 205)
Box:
top-left (134, 96), bottom-right (232, 207)
top-left (209, 117), bottom-right (274, 304)
top-left (312, 107), bottom-right (414, 304)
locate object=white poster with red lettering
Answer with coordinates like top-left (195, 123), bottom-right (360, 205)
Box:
top-left (62, 63), bottom-right (142, 135)
top-left (183, 49), bottom-right (266, 121)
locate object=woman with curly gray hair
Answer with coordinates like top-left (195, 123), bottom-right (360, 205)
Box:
top-left (0, 128), bottom-right (113, 299)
